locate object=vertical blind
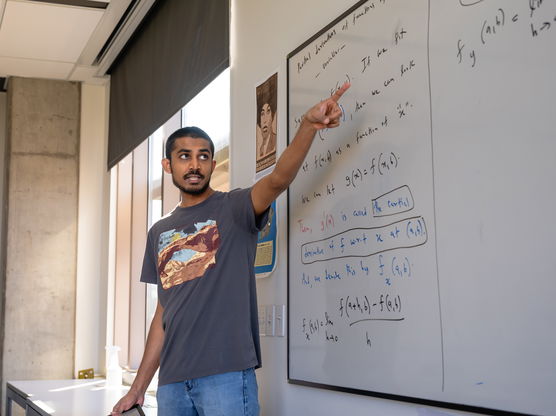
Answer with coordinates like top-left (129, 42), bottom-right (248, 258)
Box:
top-left (107, 0), bottom-right (229, 169)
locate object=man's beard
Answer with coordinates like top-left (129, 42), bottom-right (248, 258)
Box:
top-left (172, 169), bottom-right (211, 195)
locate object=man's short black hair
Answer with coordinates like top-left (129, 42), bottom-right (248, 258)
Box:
top-left (165, 127), bottom-right (215, 160)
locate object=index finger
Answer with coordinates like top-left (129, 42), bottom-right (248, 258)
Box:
top-left (331, 82), bottom-right (351, 102)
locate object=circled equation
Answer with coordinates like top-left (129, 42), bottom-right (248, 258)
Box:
top-left (301, 216), bottom-right (427, 264)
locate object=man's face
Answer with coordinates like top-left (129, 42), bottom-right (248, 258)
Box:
top-left (260, 103), bottom-right (273, 139)
top-left (163, 136), bottom-right (216, 196)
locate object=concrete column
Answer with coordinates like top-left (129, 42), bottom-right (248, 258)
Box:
top-left (3, 78), bottom-right (79, 386)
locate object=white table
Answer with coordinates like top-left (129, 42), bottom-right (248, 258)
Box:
top-left (6, 379), bottom-right (157, 416)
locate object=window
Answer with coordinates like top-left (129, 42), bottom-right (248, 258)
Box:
top-left (182, 68), bottom-right (230, 193)
top-left (109, 69), bottom-right (230, 372)
top-left (145, 126), bottom-right (164, 328)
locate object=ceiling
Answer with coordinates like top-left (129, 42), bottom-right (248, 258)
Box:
top-left (0, 0), bottom-right (155, 86)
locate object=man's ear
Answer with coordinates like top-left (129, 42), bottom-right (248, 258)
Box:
top-left (162, 158), bottom-right (172, 174)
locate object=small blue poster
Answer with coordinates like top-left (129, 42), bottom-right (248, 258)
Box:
top-left (255, 200), bottom-right (277, 278)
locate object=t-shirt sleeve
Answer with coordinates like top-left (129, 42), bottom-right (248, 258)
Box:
top-left (228, 187), bottom-right (270, 234)
top-left (140, 231), bottom-right (158, 285)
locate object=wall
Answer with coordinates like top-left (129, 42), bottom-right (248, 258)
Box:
top-left (0, 91), bottom-right (7, 396)
top-left (230, 1), bottom-right (477, 415)
top-left (74, 83), bottom-right (110, 377)
top-left (3, 78), bottom-right (79, 387)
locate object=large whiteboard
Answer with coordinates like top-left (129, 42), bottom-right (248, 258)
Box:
top-left (286, 1), bottom-right (556, 415)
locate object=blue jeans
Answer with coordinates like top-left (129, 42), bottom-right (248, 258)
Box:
top-left (156, 368), bottom-right (260, 416)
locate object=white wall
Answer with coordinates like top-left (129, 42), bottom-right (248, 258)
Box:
top-left (75, 83), bottom-right (111, 376)
top-left (0, 92), bottom-right (5, 249)
top-left (230, 2), bottom-right (478, 415)
top-left (0, 91), bottom-right (6, 392)
top-left (0, 94), bottom-right (5, 207)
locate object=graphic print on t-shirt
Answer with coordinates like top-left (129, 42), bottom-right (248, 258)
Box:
top-left (157, 220), bottom-right (221, 289)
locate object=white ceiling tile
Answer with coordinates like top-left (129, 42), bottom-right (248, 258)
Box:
top-left (0, 0), bottom-right (104, 63)
top-left (0, 56), bottom-right (73, 79)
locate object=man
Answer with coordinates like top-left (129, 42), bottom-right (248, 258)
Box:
top-left (111, 82), bottom-right (350, 416)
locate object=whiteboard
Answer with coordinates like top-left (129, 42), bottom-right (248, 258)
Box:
top-left (286, 1), bottom-right (556, 415)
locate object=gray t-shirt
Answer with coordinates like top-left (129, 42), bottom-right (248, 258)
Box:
top-left (140, 188), bottom-right (267, 385)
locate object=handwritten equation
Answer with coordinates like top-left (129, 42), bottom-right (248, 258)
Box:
top-left (301, 311), bottom-right (339, 342)
top-left (339, 293), bottom-right (404, 326)
top-left (291, 9), bottom-right (423, 213)
top-left (300, 291), bottom-right (404, 345)
top-left (296, 184), bottom-right (416, 232)
top-left (372, 185), bottom-right (414, 217)
top-left (299, 252), bottom-right (413, 289)
top-left (289, 0), bottom-right (439, 367)
top-left (457, 1), bottom-right (556, 68)
top-left (301, 216), bottom-right (427, 264)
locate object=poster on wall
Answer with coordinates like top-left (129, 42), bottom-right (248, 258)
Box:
top-left (255, 72), bottom-right (278, 177)
top-left (255, 200), bottom-right (277, 278)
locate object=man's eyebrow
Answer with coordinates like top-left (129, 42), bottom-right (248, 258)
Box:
top-left (175, 148), bottom-right (211, 154)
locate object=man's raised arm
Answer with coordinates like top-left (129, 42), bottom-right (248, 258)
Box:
top-left (251, 82), bottom-right (350, 215)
